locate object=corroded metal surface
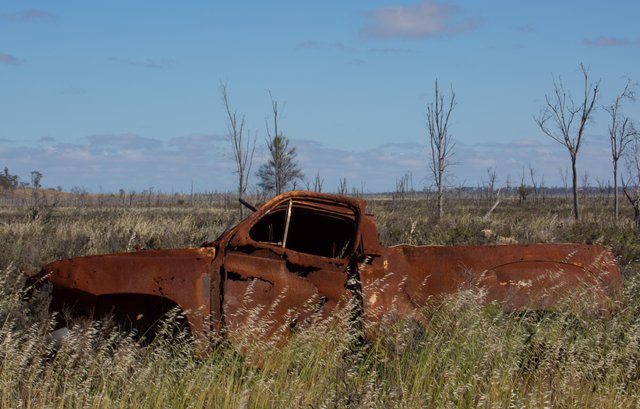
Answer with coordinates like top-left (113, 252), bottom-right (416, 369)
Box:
top-left (42, 248), bottom-right (218, 338)
top-left (38, 191), bottom-right (623, 345)
top-left (359, 242), bottom-right (621, 333)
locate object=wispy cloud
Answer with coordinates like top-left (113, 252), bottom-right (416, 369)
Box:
top-left (0, 134), bottom-right (232, 192)
top-left (583, 36), bottom-right (640, 48)
top-left (361, 1), bottom-right (481, 39)
top-left (0, 133), bottom-right (614, 193)
top-left (59, 86), bottom-right (88, 96)
top-left (515, 24), bottom-right (536, 33)
top-left (295, 41), bottom-right (356, 53)
top-left (0, 138), bottom-right (16, 143)
top-left (0, 52), bottom-right (24, 66)
top-left (109, 57), bottom-right (172, 69)
top-left (296, 137), bottom-right (613, 192)
top-left (369, 47), bottom-right (417, 54)
top-left (0, 9), bottom-right (56, 22)
top-left (168, 134), bottom-right (226, 150)
top-left (296, 40), bottom-right (320, 50)
top-left (333, 43), bottom-right (356, 53)
top-left (87, 134), bottom-right (161, 151)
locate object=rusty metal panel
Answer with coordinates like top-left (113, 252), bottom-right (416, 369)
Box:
top-left (360, 243), bottom-right (622, 330)
top-left (221, 250), bottom-right (352, 345)
top-left (42, 247), bottom-right (217, 338)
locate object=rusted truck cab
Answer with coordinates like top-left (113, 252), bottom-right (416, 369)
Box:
top-left (41, 191), bottom-right (623, 343)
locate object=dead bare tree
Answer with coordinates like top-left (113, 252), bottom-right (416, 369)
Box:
top-left (257, 92), bottom-right (303, 196)
top-left (221, 82), bottom-right (256, 218)
top-left (623, 136), bottom-right (640, 229)
top-left (427, 80), bottom-right (457, 220)
top-left (605, 78), bottom-right (637, 220)
top-left (313, 171), bottom-right (324, 193)
top-left (558, 167), bottom-right (569, 199)
top-left (337, 178), bottom-right (348, 196)
top-left (394, 172), bottom-right (413, 201)
top-left (486, 167), bottom-right (497, 202)
top-left (504, 174), bottom-right (512, 199)
top-left (528, 165), bottom-right (538, 201)
top-left (581, 171), bottom-right (590, 201)
top-left (595, 177), bottom-right (607, 200)
top-left (517, 166), bottom-right (532, 202)
top-left (534, 63), bottom-right (600, 220)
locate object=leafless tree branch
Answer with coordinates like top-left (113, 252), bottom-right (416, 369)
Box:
top-left (427, 79), bottom-right (457, 220)
top-left (221, 82), bottom-right (256, 218)
top-left (534, 63), bottom-right (600, 220)
top-left (605, 77), bottom-right (637, 220)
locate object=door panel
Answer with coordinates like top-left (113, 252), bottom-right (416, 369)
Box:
top-left (222, 251), bottom-right (350, 343)
top-left (221, 195), bottom-right (361, 345)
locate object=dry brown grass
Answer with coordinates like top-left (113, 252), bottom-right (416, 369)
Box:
top-left (1, 193), bottom-right (640, 407)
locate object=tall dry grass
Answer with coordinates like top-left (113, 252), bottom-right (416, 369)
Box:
top-left (1, 196), bottom-right (640, 407)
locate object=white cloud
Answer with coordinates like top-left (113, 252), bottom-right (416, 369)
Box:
top-left (38, 136), bottom-right (56, 143)
top-left (109, 57), bottom-right (173, 69)
top-left (0, 134), bottom-right (231, 193)
top-left (362, 1), bottom-right (481, 39)
top-left (87, 134), bottom-right (161, 150)
top-left (168, 134), bottom-right (226, 147)
top-left (0, 52), bottom-right (24, 66)
top-left (295, 41), bottom-right (356, 53)
top-left (583, 36), bottom-right (640, 48)
top-left (515, 24), bottom-right (536, 33)
top-left (369, 47), bottom-right (417, 54)
top-left (0, 133), bottom-right (616, 193)
top-left (0, 9), bottom-right (56, 23)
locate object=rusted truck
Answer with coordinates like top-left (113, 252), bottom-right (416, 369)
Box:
top-left (39, 191), bottom-right (623, 344)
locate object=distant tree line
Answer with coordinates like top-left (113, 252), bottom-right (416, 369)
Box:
top-left (0, 167), bottom-right (19, 191)
top-left (0, 167), bottom-right (44, 192)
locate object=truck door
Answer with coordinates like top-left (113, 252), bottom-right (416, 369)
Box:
top-left (221, 197), bottom-right (360, 344)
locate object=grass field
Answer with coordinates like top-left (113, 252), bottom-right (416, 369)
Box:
top-left (2, 193), bottom-right (640, 408)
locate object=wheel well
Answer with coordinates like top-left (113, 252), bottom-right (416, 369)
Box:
top-left (95, 293), bottom-right (190, 340)
top-left (51, 287), bottom-right (191, 341)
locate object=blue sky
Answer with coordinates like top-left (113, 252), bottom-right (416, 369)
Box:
top-left (1, 1), bottom-right (639, 193)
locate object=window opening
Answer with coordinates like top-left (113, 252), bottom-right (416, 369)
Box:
top-left (249, 199), bottom-right (357, 258)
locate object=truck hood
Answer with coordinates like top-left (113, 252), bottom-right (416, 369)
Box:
top-left (41, 247), bottom-right (218, 331)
